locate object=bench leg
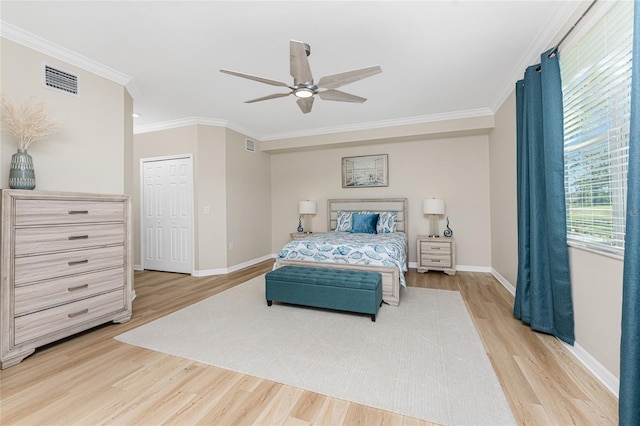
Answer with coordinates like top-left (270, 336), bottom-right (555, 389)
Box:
top-left (267, 300), bottom-right (272, 306)
top-left (371, 314), bottom-right (376, 322)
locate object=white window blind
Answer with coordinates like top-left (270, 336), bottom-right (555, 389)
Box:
top-left (561, 0), bottom-right (633, 256)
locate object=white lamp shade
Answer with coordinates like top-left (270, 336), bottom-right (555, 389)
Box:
top-left (299, 200), bottom-right (317, 215)
top-left (423, 198), bottom-right (445, 215)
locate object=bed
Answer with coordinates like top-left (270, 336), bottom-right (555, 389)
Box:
top-left (274, 198), bottom-right (408, 306)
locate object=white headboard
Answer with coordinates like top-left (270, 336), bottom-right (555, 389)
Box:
top-left (327, 198), bottom-right (408, 232)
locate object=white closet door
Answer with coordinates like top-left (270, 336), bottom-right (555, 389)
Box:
top-left (142, 156), bottom-right (193, 274)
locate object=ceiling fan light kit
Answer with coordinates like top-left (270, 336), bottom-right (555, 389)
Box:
top-left (294, 87), bottom-right (314, 98)
top-left (220, 40), bottom-right (382, 114)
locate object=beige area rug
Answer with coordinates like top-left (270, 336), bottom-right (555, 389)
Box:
top-left (115, 275), bottom-right (515, 425)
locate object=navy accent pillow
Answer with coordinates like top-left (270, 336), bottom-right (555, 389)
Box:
top-left (351, 213), bottom-right (379, 234)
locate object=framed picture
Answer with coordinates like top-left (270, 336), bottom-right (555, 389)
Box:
top-left (342, 154), bottom-right (389, 188)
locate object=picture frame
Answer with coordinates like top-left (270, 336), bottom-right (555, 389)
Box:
top-left (342, 154), bottom-right (389, 188)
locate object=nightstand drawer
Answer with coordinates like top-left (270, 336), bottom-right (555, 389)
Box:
top-left (421, 255), bottom-right (452, 268)
top-left (420, 241), bottom-right (451, 254)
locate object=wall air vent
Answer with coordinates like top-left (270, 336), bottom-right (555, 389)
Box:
top-left (245, 139), bottom-right (256, 153)
top-left (43, 64), bottom-right (79, 95)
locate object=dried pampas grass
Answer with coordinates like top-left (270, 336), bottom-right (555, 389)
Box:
top-left (1, 93), bottom-right (62, 150)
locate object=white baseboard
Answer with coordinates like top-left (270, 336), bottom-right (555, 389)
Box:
top-left (561, 341), bottom-right (619, 398)
top-left (192, 254), bottom-right (275, 277)
top-left (490, 268), bottom-right (516, 295)
top-left (456, 265), bottom-right (492, 273)
top-left (137, 255), bottom-right (275, 277)
top-left (490, 268), bottom-right (619, 399)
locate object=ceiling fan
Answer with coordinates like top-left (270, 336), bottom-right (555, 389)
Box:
top-left (220, 40), bottom-right (382, 114)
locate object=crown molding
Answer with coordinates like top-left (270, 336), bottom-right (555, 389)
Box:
top-left (134, 116), bottom-right (260, 140)
top-left (259, 108), bottom-right (494, 141)
top-left (1, 20), bottom-right (133, 89)
top-left (134, 117), bottom-right (227, 134)
top-left (133, 108), bottom-right (493, 142)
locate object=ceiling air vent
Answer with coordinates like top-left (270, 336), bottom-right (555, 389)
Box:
top-left (245, 139), bottom-right (256, 153)
top-left (43, 64), bottom-right (79, 95)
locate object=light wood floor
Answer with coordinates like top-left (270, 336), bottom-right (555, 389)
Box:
top-left (0, 261), bottom-right (617, 425)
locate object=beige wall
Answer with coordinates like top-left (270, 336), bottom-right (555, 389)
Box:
top-left (1, 39), bottom-right (127, 194)
top-left (488, 91), bottom-right (518, 285)
top-left (270, 135), bottom-right (492, 268)
top-left (489, 88), bottom-right (623, 380)
top-left (225, 129), bottom-right (272, 266)
top-left (569, 248), bottom-right (623, 378)
top-left (133, 124), bottom-right (271, 272)
top-left (123, 90), bottom-right (134, 196)
top-left (195, 125), bottom-right (228, 271)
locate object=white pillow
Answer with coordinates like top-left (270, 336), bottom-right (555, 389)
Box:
top-left (335, 210), bottom-right (353, 232)
top-left (377, 211), bottom-right (398, 233)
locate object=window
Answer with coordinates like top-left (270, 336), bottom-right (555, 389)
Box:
top-left (561, 0), bottom-right (633, 256)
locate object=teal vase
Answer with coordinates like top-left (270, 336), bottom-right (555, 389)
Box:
top-left (9, 148), bottom-right (36, 190)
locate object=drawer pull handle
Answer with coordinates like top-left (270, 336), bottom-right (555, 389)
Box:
top-left (68, 210), bottom-right (89, 215)
top-left (68, 309), bottom-right (89, 318)
top-left (431, 259), bottom-right (441, 262)
top-left (68, 284), bottom-right (89, 292)
top-left (432, 247), bottom-right (441, 250)
top-left (68, 235), bottom-right (89, 240)
top-left (68, 259), bottom-right (89, 266)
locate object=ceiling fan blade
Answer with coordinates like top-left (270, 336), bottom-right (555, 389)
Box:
top-left (317, 66), bottom-right (382, 90)
top-left (318, 89), bottom-right (367, 103)
top-left (290, 40), bottom-right (313, 84)
top-left (245, 92), bottom-right (292, 103)
top-left (296, 97), bottom-right (314, 114)
top-left (220, 69), bottom-right (290, 88)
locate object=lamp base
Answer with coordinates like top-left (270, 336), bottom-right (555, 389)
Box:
top-left (429, 215), bottom-right (440, 238)
top-left (304, 214), bottom-right (312, 234)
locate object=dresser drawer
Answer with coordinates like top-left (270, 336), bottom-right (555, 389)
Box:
top-left (15, 268), bottom-right (125, 316)
top-left (15, 223), bottom-right (124, 256)
top-left (421, 255), bottom-right (452, 268)
top-left (420, 241), bottom-right (451, 254)
top-left (14, 245), bottom-right (125, 286)
top-left (15, 199), bottom-right (124, 226)
top-left (14, 290), bottom-right (126, 345)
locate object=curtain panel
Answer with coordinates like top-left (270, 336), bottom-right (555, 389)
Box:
top-left (514, 49), bottom-right (575, 345)
top-left (619, 1), bottom-right (640, 424)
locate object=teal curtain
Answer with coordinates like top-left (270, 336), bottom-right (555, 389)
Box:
top-left (619, 1), bottom-right (640, 424)
top-left (514, 49), bottom-right (575, 345)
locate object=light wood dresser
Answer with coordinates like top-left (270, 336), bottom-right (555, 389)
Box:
top-left (0, 190), bottom-right (133, 368)
top-left (416, 235), bottom-right (456, 275)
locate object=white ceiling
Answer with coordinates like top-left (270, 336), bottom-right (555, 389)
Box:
top-left (1, 1), bottom-right (584, 140)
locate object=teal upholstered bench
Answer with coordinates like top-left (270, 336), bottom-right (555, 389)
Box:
top-left (265, 266), bottom-right (383, 321)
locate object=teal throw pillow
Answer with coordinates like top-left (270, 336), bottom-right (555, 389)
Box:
top-left (351, 213), bottom-right (379, 234)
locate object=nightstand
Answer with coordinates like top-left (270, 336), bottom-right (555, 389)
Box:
top-left (290, 232), bottom-right (313, 241)
top-left (416, 236), bottom-right (456, 275)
